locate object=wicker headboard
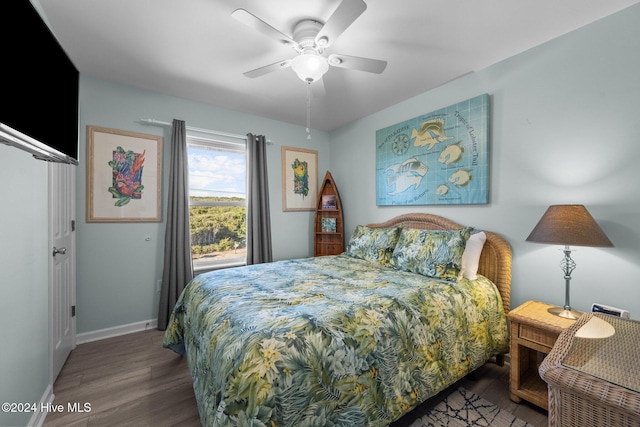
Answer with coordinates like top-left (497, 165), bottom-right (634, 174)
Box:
top-left (367, 213), bottom-right (513, 314)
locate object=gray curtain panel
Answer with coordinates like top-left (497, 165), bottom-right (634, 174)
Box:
top-left (246, 133), bottom-right (273, 264)
top-left (157, 119), bottom-right (193, 330)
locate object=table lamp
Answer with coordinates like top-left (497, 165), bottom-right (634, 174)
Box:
top-left (526, 205), bottom-right (613, 319)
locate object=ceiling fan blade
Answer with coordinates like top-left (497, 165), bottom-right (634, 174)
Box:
top-left (327, 54), bottom-right (387, 74)
top-left (232, 9), bottom-right (297, 48)
top-left (315, 0), bottom-right (367, 48)
top-left (244, 59), bottom-right (292, 78)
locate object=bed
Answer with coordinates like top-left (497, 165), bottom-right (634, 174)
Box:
top-left (163, 213), bottom-right (512, 426)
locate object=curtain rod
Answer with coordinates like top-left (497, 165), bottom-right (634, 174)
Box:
top-left (137, 118), bottom-right (272, 143)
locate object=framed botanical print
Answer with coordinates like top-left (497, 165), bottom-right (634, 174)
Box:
top-left (86, 126), bottom-right (162, 222)
top-left (281, 146), bottom-right (318, 211)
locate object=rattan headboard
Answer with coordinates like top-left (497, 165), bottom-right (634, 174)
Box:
top-left (367, 213), bottom-right (513, 314)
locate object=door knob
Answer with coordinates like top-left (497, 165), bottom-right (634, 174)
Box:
top-left (52, 247), bottom-right (67, 256)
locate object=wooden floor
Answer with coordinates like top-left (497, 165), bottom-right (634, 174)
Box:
top-left (44, 329), bottom-right (548, 427)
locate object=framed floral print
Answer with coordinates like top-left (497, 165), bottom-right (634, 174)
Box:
top-left (86, 126), bottom-right (162, 222)
top-left (281, 146), bottom-right (318, 211)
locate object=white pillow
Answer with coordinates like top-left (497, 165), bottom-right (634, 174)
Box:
top-left (460, 231), bottom-right (486, 280)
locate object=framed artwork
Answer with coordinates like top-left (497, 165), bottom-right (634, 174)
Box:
top-left (321, 195), bottom-right (337, 210)
top-left (375, 94), bottom-right (490, 205)
top-left (86, 126), bottom-right (162, 222)
top-left (321, 217), bottom-right (337, 232)
top-left (282, 146), bottom-right (318, 211)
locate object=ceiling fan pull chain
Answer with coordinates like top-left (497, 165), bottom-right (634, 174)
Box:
top-left (306, 82), bottom-right (312, 140)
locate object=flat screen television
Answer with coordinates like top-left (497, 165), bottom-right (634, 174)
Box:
top-left (0, 1), bottom-right (79, 164)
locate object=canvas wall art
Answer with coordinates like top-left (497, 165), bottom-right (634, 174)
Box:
top-left (375, 94), bottom-right (490, 205)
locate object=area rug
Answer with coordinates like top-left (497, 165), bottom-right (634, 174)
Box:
top-left (410, 387), bottom-right (534, 427)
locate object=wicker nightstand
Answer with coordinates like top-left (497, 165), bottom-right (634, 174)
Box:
top-left (539, 313), bottom-right (640, 427)
top-left (508, 300), bottom-right (575, 409)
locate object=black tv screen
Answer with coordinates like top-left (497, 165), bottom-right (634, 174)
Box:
top-left (1, 1), bottom-right (79, 162)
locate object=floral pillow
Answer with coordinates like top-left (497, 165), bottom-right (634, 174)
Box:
top-left (345, 225), bottom-right (402, 266)
top-left (390, 227), bottom-right (472, 281)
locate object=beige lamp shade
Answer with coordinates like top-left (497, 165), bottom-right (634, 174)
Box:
top-left (526, 205), bottom-right (613, 247)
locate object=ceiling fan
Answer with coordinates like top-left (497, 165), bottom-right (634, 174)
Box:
top-left (231, 0), bottom-right (387, 93)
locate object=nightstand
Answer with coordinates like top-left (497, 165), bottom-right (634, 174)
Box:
top-left (508, 300), bottom-right (575, 410)
top-left (539, 313), bottom-right (640, 426)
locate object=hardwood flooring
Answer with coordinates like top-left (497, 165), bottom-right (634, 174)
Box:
top-left (44, 329), bottom-right (548, 427)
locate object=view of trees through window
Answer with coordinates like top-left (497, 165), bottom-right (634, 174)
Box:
top-left (187, 136), bottom-right (246, 269)
top-left (189, 199), bottom-right (246, 268)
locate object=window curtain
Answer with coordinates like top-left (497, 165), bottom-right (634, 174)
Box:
top-left (157, 119), bottom-right (193, 330)
top-left (246, 133), bottom-right (273, 264)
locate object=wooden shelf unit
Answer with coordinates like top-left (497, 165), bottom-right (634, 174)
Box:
top-left (314, 171), bottom-right (344, 257)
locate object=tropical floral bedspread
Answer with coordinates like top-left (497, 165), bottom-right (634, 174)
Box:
top-left (163, 254), bottom-right (508, 427)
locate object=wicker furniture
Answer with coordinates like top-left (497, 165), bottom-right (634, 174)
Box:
top-left (539, 313), bottom-right (640, 427)
top-left (508, 300), bottom-right (575, 409)
top-left (368, 213), bottom-right (513, 317)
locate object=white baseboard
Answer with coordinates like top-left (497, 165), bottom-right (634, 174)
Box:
top-left (76, 318), bottom-right (158, 344)
top-left (28, 384), bottom-right (54, 427)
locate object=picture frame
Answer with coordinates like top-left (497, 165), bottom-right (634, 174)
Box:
top-left (86, 126), bottom-right (162, 222)
top-left (321, 217), bottom-right (337, 232)
top-left (282, 146), bottom-right (318, 211)
top-left (321, 194), bottom-right (337, 210)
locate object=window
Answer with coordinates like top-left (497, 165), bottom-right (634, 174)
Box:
top-left (187, 135), bottom-right (246, 271)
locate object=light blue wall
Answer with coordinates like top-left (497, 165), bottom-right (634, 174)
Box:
top-left (0, 145), bottom-right (49, 427)
top-left (76, 77), bottom-right (330, 333)
top-left (329, 4), bottom-right (640, 317)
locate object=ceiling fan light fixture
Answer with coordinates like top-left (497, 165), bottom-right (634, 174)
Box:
top-left (291, 50), bottom-right (329, 83)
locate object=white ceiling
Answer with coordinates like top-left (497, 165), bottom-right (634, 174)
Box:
top-left (38, 0), bottom-right (639, 132)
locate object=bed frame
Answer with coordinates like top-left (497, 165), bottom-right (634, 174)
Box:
top-left (368, 213), bottom-right (513, 316)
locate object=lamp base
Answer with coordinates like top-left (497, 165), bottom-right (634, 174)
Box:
top-left (547, 306), bottom-right (582, 320)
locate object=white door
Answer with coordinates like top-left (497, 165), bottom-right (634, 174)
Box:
top-left (49, 162), bottom-right (76, 382)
